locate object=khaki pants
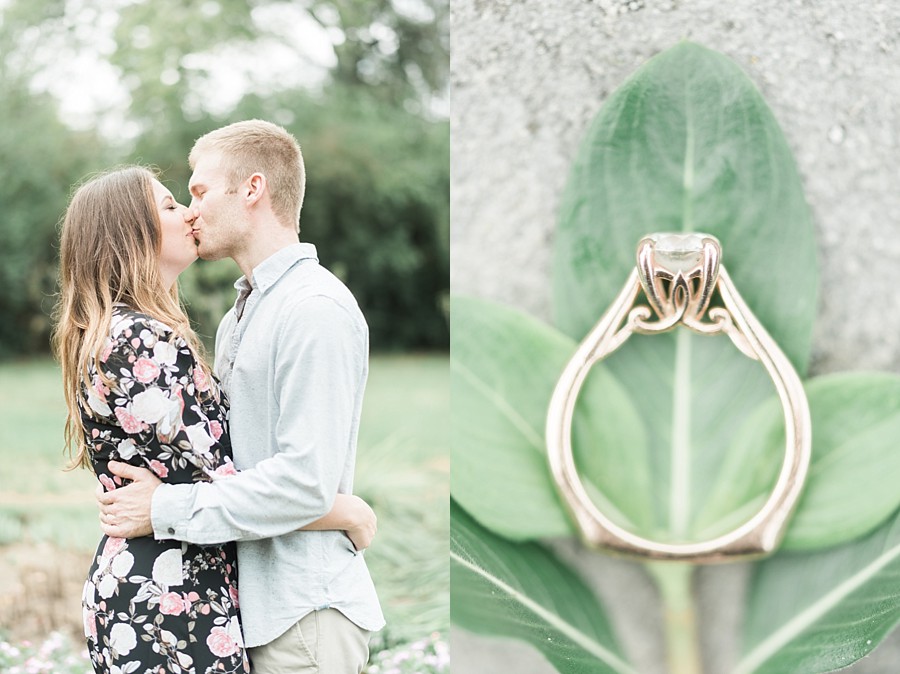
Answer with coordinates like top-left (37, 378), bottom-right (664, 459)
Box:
top-left (248, 608), bottom-right (371, 674)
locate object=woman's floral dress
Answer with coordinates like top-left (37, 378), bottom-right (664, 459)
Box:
top-left (80, 306), bottom-right (250, 674)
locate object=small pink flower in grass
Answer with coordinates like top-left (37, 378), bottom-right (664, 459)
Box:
top-left (132, 357), bottom-right (161, 384)
top-left (114, 407), bottom-right (145, 434)
top-left (206, 626), bottom-right (238, 658)
top-left (148, 460), bottom-right (169, 479)
top-left (159, 592), bottom-right (185, 616)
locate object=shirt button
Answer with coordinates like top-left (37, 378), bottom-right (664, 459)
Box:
top-left (168, 527), bottom-right (175, 534)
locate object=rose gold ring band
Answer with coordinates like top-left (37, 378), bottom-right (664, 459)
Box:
top-left (546, 233), bottom-right (811, 563)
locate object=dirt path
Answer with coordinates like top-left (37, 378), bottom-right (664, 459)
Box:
top-left (0, 541), bottom-right (92, 643)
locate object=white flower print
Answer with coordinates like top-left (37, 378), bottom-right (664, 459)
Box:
top-left (156, 390), bottom-right (183, 439)
top-left (98, 573), bottom-right (118, 599)
top-left (185, 422), bottom-right (216, 454)
top-left (87, 387), bottom-right (112, 417)
top-left (110, 550), bottom-right (134, 577)
top-left (83, 579), bottom-right (96, 607)
top-left (131, 388), bottom-right (176, 424)
top-left (117, 438), bottom-right (137, 460)
top-left (109, 665), bottom-right (140, 674)
top-left (152, 548), bottom-right (183, 587)
top-left (153, 340), bottom-right (178, 366)
top-left (109, 623), bottom-right (137, 655)
top-left (139, 328), bottom-right (157, 347)
top-left (228, 616), bottom-right (244, 646)
top-left (110, 315), bottom-right (131, 338)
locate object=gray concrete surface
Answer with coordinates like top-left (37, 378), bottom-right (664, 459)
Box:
top-left (450, 0), bottom-right (900, 672)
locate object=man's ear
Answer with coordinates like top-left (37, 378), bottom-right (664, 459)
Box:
top-left (245, 173), bottom-right (267, 207)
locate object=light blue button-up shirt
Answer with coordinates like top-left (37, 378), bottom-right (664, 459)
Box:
top-left (151, 243), bottom-right (385, 647)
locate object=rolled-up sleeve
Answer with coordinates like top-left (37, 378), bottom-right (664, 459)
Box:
top-left (151, 295), bottom-right (366, 545)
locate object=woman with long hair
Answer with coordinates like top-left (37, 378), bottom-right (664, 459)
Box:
top-left (53, 166), bottom-right (374, 673)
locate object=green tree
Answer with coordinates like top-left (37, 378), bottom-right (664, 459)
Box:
top-left (0, 0), bottom-right (448, 357)
top-left (0, 81), bottom-right (109, 357)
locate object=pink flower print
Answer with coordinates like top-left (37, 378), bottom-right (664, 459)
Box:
top-left (193, 366), bottom-right (211, 393)
top-left (131, 338), bottom-right (141, 349)
top-left (102, 537), bottom-right (125, 558)
top-left (132, 357), bottom-right (161, 384)
top-left (92, 375), bottom-right (110, 400)
top-left (98, 474), bottom-right (116, 492)
top-left (214, 460), bottom-right (237, 478)
top-left (158, 592), bottom-right (185, 616)
top-left (175, 387), bottom-right (185, 416)
top-left (83, 610), bottom-right (98, 641)
top-left (183, 591), bottom-right (200, 611)
top-left (114, 406), bottom-right (145, 434)
top-left (148, 460), bottom-right (169, 479)
top-left (229, 585), bottom-right (239, 607)
top-left (206, 626), bottom-right (238, 658)
top-left (99, 341), bottom-right (113, 363)
top-left (209, 420), bottom-right (223, 441)
top-left (91, 428), bottom-right (100, 439)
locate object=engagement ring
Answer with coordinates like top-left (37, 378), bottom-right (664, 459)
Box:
top-left (546, 233), bottom-right (811, 563)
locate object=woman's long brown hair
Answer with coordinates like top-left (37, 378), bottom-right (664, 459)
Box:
top-left (52, 166), bottom-right (211, 470)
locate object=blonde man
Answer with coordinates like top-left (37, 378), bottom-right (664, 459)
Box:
top-left (99, 120), bottom-right (385, 673)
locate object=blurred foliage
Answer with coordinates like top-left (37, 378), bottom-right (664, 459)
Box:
top-left (0, 81), bottom-right (110, 358)
top-left (0, 0), bottom-right (448, 357)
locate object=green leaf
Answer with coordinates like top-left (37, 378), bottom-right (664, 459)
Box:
top-left (697, 372), bottom-right (900, 550)
top-left (551, 42), bottom-right (818, 543)
top-left (450, 500), bottom-right (637, 674)
top-left (553, 41), bottom-right (817, 364)
top-left (736, 508), bottom-right (900, 674)
top-left (451, 296), bottom-right (653, 540)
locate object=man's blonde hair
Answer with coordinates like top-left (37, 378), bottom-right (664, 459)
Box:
top-left (189, 119), bottom-right (306, 231)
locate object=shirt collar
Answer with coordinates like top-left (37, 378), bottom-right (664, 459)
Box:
top-left (233, 243), bottom-right (318, 295)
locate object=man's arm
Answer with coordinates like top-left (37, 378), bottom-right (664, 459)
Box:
top-left (150, 295), bottom-right (366, 545)
top-left (98, 472), bottom-right (377, 549)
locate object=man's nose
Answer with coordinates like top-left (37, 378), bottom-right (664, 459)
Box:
top-left (184, 207), bottom-right (196, 224)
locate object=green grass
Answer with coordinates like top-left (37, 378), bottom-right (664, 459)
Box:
top-left (0, 355), bottom-right (449, 642)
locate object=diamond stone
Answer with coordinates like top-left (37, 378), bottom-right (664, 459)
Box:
top-left (650, 233), bottom-right (711, 273)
